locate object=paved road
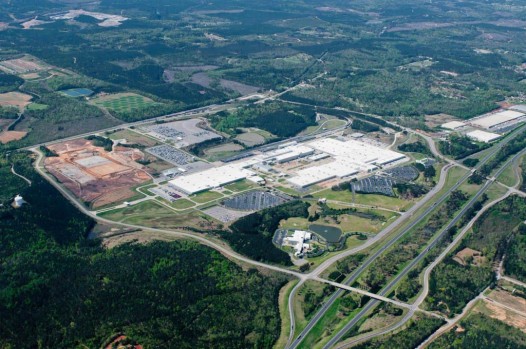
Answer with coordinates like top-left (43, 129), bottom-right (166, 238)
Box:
top-left (289, 122), bottom-right (526, 349)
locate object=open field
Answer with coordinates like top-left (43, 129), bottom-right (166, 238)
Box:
top-left (107, 129), bottom-right (159, 147)
top-left (235, 131), bottom-right (266, 147)
top-left (313, 189), bottom-right (412, 211)
top-left (0, 130), bottom-right (27, 144)
top-left (190, 190), bottom-right (224, 204)
top-left (474, 298), bottom-right (526, 333)
top-left (0, 92), bottom-right (32, 111)
top-left (0, 56), bottom-right (49, 74)
top-left (100, 200), bottom-right (222, 230)
top-left (90, 93), bottom-right (159, 113)
top-left (44, 138), bottom-right (151, 208)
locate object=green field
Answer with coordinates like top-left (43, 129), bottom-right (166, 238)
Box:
top-left (171, 198), bottom-right (195, 210)
top-left (26, 103), bottom-right (48, 111)
top-left (91, 93), bottom-right (159, 113)
top-left (189, 190), bottom-right (224, 204)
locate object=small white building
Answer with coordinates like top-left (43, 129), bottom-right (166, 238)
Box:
top-left (13, 195), bottom-right (25, 208)
top-left (283, 230), bottom-right (312, 256)
top-left (466, 130), bottom-right (501, 143)
top-left (441, 121), bottom-right (466, 130)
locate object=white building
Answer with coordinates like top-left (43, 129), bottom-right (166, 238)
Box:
top-left (466, 130), bottom-right (501, 143)
top-left (287, 138), bottom-right (406, 188)
top-left (283, 230), bottom-right (312, 256)
top-left (13, 195), bottom-right (25, 208)
top-left (470, 110), bottom-right (525, 129)
top-left (441, 121), bottom-right (466, 130)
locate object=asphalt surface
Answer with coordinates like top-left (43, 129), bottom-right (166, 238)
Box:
top-left (289, 122), bottom-right (526, 349)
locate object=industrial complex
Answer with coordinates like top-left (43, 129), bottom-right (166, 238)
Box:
top-left (169, 137), bottom-right (407, 194)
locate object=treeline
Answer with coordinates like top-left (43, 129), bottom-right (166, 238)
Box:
top-left (86, 135), bottom-right (113, 151)
top-left (0, 106), bottom-right (19, 119)
top-left (503, 223), bottom-right (526, 283)
top-left (439, 134), bottom-right (489, 159)
top-left (211, 102), bottom-right (316, 138)
top-left (398, 141), bottom-right (431, 156)
top-left (479, 129), bottom-right (526, 177)
top-left (221, 201), bottom-right (310, 265)
top-left (351, 119), bottom-right (379, 132)
top-left (0, 151), bottom-right (287, 349)
top-left (0, 72), bottom-right (24, 93)
top-left (352, 315), bottom-right (444, 349)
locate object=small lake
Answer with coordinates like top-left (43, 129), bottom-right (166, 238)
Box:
top-left (309, 224), bottom-right (342, 243)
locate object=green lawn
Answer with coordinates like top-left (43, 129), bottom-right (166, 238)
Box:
top-left (313, 189), bottom-right (413, 211)
top-left (190, 190), bottom-right (224, 204)
top-left (26, 103), bottom-right (48, 111)
top-left (171, 198), bottom-right (195, 210)
top-left (224, 180), bottom-right (257, 192)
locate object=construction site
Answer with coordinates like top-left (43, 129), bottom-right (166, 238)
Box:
top-left (44, 138), bottom-right (151, 208)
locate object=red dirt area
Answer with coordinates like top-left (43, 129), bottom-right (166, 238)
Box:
top-left (44, 139), bottom-right (151, 208)
top-left (104, 335), bottom-right (143, 349)
top-left (0, 130), bottom-right (27, 144)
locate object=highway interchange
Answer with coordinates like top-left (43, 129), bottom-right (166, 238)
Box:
top-left (18, 91), bottom-right (526, 349)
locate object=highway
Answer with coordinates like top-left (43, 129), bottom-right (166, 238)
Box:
top-left (288, 122), bottom-right (526, 349)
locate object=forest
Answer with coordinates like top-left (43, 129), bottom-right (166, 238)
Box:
top-left (0, 151), bottom-right (287, 349)
top-left (429, 314), bottom-right (526, 349)
top-left (211, 102), bottom-right (317, 138)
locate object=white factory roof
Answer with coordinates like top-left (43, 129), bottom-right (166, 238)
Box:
top-left (466, 130), bottom-right (501, 143)
top-left (441, 121), bottom-right (466, 130)
top-left (470, 110), bottom-right (525, 129)
top-left (288, 138), bottom-right (405, 187)
top-left (169, 164), bottom-right (254, 194)
top-left (510, 105), bottom-right (526, 113)
top-left (264, 145), bottom-right (314, 162)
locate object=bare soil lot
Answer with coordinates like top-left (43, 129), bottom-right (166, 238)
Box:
top-left (44, 139), bottom-right (151, 208)
top-left (0, 92), bottom-right (32, 111)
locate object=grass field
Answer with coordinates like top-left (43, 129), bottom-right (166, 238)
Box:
top-left (273, 280), bottom-right (299, 349)
top-left (190, 190), bottom-right (224, 204)
top-left (91, 93), bottom-right (159, 113)
top-left (313, 189), bottom-right (413, 211)
top-left (107, 129), bottom-right (159, 147)
top-left (171, 198), bottom-right (195, 210)
top-left (224, 179), bottom-right (258, 192)
top-left (26, 103), bottom-right (48, 111)
top-left (99, 199), bottom-right (221, 230)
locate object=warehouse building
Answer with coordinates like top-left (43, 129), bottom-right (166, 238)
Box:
top-left (469, 110), bottom-right (525, 129)
top-left (441, 121), bottom-right (466, 130)
top-left (466, 130), bottom-right (501, 143)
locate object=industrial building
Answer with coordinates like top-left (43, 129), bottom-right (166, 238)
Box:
top-left (169, 163), bottom-right (255, 194)
top-left (466, 130), bottom-right (501, 143)
top-left (287, 138), bottom-right (406, 188)
top-left (441, 121), bottom-right (466, 130)
top-left (469, 110), bottom-right (525, 129)
top-left (169, 137), bottom-right (407, 193)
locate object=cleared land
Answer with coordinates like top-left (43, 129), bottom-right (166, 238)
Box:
top-left (0, 92), bottom-right (32, 111)
top-left (44, 138), bottom-right (151, 208)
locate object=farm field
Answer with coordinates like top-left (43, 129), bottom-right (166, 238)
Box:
top-left (90, 93), bottom-right (159, 113)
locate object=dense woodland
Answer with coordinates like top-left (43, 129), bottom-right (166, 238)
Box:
top-left (352, 315), bottom-right (443, 349)
top-left (0, 151), bottom-right (286, 349)
top-left (211, 102), bottom-right (317, 138)
top-left (429, 314), bottom-right (526, 349)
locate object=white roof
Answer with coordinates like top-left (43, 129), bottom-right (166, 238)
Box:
top-left (470, 110), bottom-right (525, 129)
top-left (466, 130), bottom-right (501, 143)
top-left (169, 164), bottom-right (254, 194)
top-left (441, 121), bottom-right (466, 130)
top-left (510, 105), bottom-right (526, 113)
top-left (287, 138), bottom-right (405, 187)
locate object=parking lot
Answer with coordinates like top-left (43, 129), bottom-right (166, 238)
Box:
top-left (146, 145), bottom-right (194, 166)
top-left (352, 175), bottom-right (396, 196)
top-left (222, 190), bottom-right (291, 211)
top-left (383, 165), bottom-right (419, 182)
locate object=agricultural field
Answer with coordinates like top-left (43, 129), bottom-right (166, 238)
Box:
top-left (0, 91), bottom-right (32, 111)
top-left (90, 93), bottom-right (159, 113)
